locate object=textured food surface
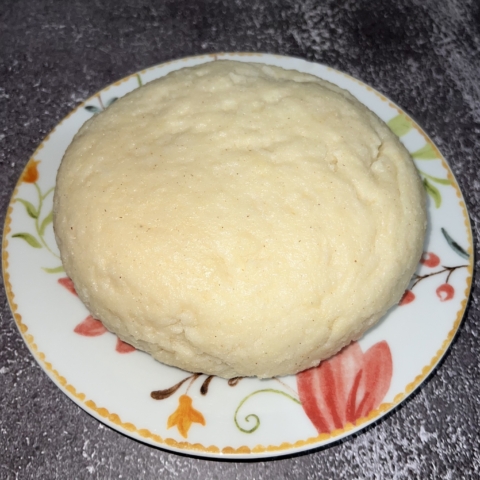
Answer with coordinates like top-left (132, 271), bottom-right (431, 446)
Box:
top-left (53, 60), bottom-right (426, 378)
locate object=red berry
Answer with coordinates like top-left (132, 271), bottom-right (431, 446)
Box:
top-left (399, 290), bottom-right (415, 305)
top-left (421, 252), bottom-right (440, 268)
top-left (436, 284), bottom-right (454, 301)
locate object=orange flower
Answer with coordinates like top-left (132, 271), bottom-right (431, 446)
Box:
top-left (167, 394), bottom-right (205, 438)
top-left (22, 159), bottom-right (40, 183)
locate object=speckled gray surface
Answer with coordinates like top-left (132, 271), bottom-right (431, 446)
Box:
top-left (1, 0), bottom-right (479, 478)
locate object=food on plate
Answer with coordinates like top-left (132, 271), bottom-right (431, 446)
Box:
top-left (53, 60), bottom-right (426, 378)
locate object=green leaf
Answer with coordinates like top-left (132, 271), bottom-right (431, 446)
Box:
top-left (42, 265), bottom-right (65, 274)
top-left (418, 170), bottom-right (451, 185)
top-left (12, 232), bottom-right (42, 248)
top-left (39, 210), bottom-right (53, 236)
top-left (16, 198), bottom-right (38, 219)
top-left (106, 97), bottom-right (118, 107)
top-left (441, 228), bottom-right (469, 259)
top-left (387, 114), bottom-right (413, 137)
top-left (428, 176), bottom-right (451, 185)
top-left (412, 143), bottom-right (438, 160)
top-left (85, 105), bottom-right (101, 114)
top-left (423, 178), bottom-right (441, 208)
top-left (41, 186), bottom-right (55, 200)
top-left (136, 73), bottom-right (143, 87)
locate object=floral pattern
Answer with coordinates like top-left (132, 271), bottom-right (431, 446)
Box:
top-left (167, 395), bottom-right (206, 438)
top-left (12, 161), bottom-right (61, 273)
top-left (399, 228), bottom-right (469, 306)
top-left (387, 114), bottom-right (451, 208)
top-left (84, 95), bottom-right (117, 115)
top-left (58, 277), bottom-right (135, 354)
top-left (151, 342), bottom-right (392, 438)
top-left (21, 159), bottom-right (40, 183)
top-left (150, 373), bottom-right (243, 438)
top-left (296, 341), bottom-right (392, 434)
top-left (73, 316), bottom-right (107, 337)
top-left (84, 74), bottom-right (142, 115)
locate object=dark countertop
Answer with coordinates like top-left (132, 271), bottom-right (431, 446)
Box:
top-left (1, 1), bottom-right (479, 478)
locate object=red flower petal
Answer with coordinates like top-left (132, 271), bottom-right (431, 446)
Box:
top-left (345, 369), bottom-right (364, 424)
top-left (74, 315), bottom-right (107, 336)
top-left (296, 366), bottom-right (332, 433)
top-left (354, 341), bottom-right (392, 419)
top-left (58, 277), bottom-right (77, 296)
top-left (297, 342), bottom-right (363, 433)
top-left (115, 338), bottom-right (136, 354)
top-left (297, 341), bottom-right (393, 434)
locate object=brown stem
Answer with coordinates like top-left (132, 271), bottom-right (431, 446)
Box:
top-left (97, 93), bottom-right (105, 110)
top-left (200, 375), bottom-right (214, 395)
top-left (228, 377), bottom-right (242, 387)
top-left (411, 265), bottom-right (468, 290)
top-left (150, 373), bottom-right (201, 400)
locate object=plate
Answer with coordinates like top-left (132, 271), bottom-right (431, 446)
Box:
top-left (2, 53), bottom-right (473, 459)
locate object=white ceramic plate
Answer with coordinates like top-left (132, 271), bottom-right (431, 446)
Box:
top-left (2, 53), bottom-right (473, 459)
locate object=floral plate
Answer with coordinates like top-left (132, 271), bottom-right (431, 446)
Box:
top-left (2, 53), bottom-right (473, 459)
